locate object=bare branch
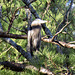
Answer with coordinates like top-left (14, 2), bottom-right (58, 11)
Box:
top-left (0, 46), bottom-right (12, 57)
top-left (51, 22), bottom-right (70, 41)
top-left (26, 65), bottom-right (54, 75)
top-left (68, 41), bottom-right (75, 44)
top-left (0, 31), bottom-right (27, 39)
top-left (1, 19), bottom-right (28, 34)
top-left (41, 38), bottom-right (75, 49)
top-left (0, 61), bottom-right (25, 72)
top-left (55, 0), bottom-right (73, 53)
top-left (12, 26), bottom-right (28, 34)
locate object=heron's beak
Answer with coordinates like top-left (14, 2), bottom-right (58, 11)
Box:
top-left (39, 20), bottom-right (47, 24)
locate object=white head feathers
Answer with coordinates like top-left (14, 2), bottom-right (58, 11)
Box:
top-left (31, 19), bottom-right (47, 26)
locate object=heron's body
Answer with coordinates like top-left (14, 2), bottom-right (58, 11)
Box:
top-left (28, 19), bottom-right (47, 56)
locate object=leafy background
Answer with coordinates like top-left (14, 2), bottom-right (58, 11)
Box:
top-left (0, 0), bottom-right (75, 75)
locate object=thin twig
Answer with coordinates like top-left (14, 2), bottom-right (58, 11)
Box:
top-left (68, 41), bottom-right (75, 44)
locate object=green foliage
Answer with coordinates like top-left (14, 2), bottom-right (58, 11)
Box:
top-left (0, 69), bottom-right (38, 75)
top-left (0, 49), bottom-right (9, 58)
top-left (0, 0), bottom-right (75, 75)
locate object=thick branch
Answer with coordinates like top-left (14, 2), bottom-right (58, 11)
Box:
top-left (0, 61), bottom-right (54, 75)
top-left (0, 61), bottom-right (25, 72)
top-left (0, 31), bottom-right (27, 39)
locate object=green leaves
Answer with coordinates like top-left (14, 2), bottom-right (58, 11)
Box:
top-left (0, 0), bottom-right (75, 74)
top-left (0, 47), bottom-right (11, 58)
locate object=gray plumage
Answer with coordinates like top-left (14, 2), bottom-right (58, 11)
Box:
top-left (28, 19), bottom-right (47, 56)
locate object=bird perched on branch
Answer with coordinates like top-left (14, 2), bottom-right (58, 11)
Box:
top-left (27, 19), bottom-right (47, 56)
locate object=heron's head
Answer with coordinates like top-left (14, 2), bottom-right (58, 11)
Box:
top-left (31, 19), bottom-right (47, 26)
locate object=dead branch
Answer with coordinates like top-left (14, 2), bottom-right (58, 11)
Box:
top-left (0, 46), bottom-right (12, 56)
top-left (39, 67), bottom-right (54, 75)
top-left (1, 19), bottom-right (28, 34)
top-left (12, 26), bottom-right (28, 34)
top-left (48, 11), bottom-right (59, 25)
top-left (58, 41), bottom-right (75, 49)
top-left (41, 38), bottom-right (75, 49)
top-left (55, 0), bottom-right (73, 53)
top-left (62, 30), bottom-right (74, 38)
top-left (26, 65), bottom-right (54, 75)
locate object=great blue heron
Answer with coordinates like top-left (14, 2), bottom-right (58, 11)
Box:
top-left (28, 19), bottom-right (47, 56)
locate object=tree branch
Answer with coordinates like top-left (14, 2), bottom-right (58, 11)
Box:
top-left (41, 38), bottom-right (75, 49)
top-left (0, 61), bottom-right (54, 75)
top-left (0, 31), bottom-right (27, 39)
